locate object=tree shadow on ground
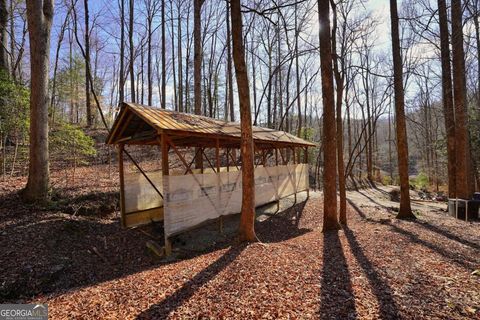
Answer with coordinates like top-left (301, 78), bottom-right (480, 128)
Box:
top-left (318, 230), bottom-right (357, 320)
top-left (356, 190), bottom-right (395, 212)
top-left (256, 200), bottom-right (311, 243)
top-left (411, 219), bottom-right (480, 251)
top-left (348, 200), bottom-right (478, 270)
top-left (346, 198), bottom-right (366, 219)
top-left (135, 245), bottom-right (245, 319)
top-left (343, 226), bottom-right (400, 318)
top-left (1, 193), bottom-right (312, 303)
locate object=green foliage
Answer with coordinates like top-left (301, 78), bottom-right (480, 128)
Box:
top-left (50, 122), bottom-right (96, 165)
top-left (0, 70), bottom-right (29, 141)
top-left (382, 175), bottom-right (393, 186)
top-left (300, 127), bottom-right (315, 141)
top-left (410, 172), bottom-right (429, 190)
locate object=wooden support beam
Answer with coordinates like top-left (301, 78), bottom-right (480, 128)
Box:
top-left (184, 147), bottom-right (202, 175)
top-left (216, 139), bottom-right (221, 172)
top-left (226, 148), bottom-right (230, 172)
top-left (228, 149), bottom-right (240, 170)
top-left (166, 136), bottom-right (193, 174)
top-left (118, 144), bottom-right (126, 228)
top-left (202, 148), bottom-right (217, 173)
top-left (161, 134), bottom-right (172, 256)
top-left (305, 146), bottom-right (309, 198)
top-left (123, 148), bottom-right (163, 199)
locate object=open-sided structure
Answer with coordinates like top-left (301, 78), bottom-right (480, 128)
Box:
top-left (106, 102), bottom-right (315, 254)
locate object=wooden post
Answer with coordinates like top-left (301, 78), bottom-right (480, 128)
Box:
top-left (293, 146), bottom-right (297, 203)
top-left (275, 147), bottom-right (280, 211)
top-left (305, 146), bottom-right (309, 199)
top-left (216, 139), bottom-right (223, 233)
top-left (226, 148), bottom-right (230, 172)
top-left (118, 144), bottom-right (126, 228)
top-left (161, 133), bottom-right (172, 256)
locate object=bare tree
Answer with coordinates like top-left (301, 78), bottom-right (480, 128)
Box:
top-left (23, 0), bottom-right (54, 202)
top-left (231, 0), bottom-right (256, 242)
top-left (390, 0), bottom-right (413, 219)
top-left (84, 0), bottom-right (92, 127)
top-left (437, 0), bottom-right (456, 198)
top-left (128, 0), bottom-right (135, 102)
top-left (451, 0), bottom-right (472, 199)
top-left (318, 0), bottom-right (340, 231)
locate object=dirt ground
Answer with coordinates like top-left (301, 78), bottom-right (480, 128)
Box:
top-left (1, 167), bottom-right (479, 319)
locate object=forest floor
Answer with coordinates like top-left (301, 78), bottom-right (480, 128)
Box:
top-left (1, 165), bottom-right (479, 319)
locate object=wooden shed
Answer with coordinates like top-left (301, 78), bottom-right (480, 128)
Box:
top-left (106, 102), bottom-right (315, 254)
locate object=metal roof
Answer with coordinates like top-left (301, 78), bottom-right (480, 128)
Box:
top-left (106, 102), bottom-right (316, 147)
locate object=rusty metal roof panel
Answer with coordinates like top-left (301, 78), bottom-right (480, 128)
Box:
top-left (107, 102), bottom-right (316, 147)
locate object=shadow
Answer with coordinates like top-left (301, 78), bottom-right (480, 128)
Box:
top-left (356, 190), bottom-right (393, 212)
top-left (136, 245), bottom-right (245, 319)
top-left (255, 200), bottom-right (311, 243)
top-left (385, 221), bottom-right (475, 270)
top-left (0, 191), bottom-right (312, 302)
top-left (319, 230), bottom-right (357, 320)
top-left (412, 220), bottom-right (480, 251)
top-left (346, 198), bottom-right (366, 219)
top-left (347, 201), bottom-right (477, 271)
top-left (343, 227), bottom-right (400, 318)
top-left (372, 185), bottom-right (392, 197)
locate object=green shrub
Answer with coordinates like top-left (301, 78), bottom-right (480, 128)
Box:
top-left (50, 122), bottom-right (96, 165)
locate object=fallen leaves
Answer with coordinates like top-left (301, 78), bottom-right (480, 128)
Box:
top-left (1, 167), bottom-right (479, 319)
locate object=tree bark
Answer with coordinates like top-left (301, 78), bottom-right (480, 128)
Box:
top-left (330, 0), bottom-right (346, 224)
top-left (0, 0), bottom-right (7, 73)
top-left (84, 0), bottom-right (92, 127)
top-left (451, 0), bottom-right (471, 199)
top-left (128, 0), bottom-right (135, 102)
top-left (193, 0), bottom-right (202, 168)
top-left (194, 0), bottom-right (202, 115)
top-left (23, 0), bottom-right (54, 202)
top-left (390, 0), bottom-right (414, 218)
top-left (318, 0), bottom-right (340, 231)
top-left (161, 0), bottom-right (166, 109)
top-left (437, 0), bottom-right (457, 198)
top-left (226, 0), bottom-right (234, 121)
top-left (177, 0), bottom-right (183, 112)
top-left (119, 0), bottom-right (125, 103)
top-left (230, 0), bottom-right (256, 242)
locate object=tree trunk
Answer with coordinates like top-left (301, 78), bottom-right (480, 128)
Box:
top-left (177, 1), bottom-right (183, 112)
top-left (119, 0), bottom-right (125, 102)
top-left (194, 0), bottom-right (202, 168)
top-left (129, 0), bottom-right (135, 102)
top-left (230, 0), bottom-right (256, 242)
top-left (0, 0), bottom-right (8, 73)
top-left (390, 0), bottom-right (414, 218)
top-left (161, 0), bottom-right (166, 109)
top-left (194, 0), bottom-right (202, 115)
top-left (437, 0), bottom-right (456, 198)
top-left (23, 0), bottom-right (54, 203)
top-left (84, 0), bottom-right (92, 127)
top-left (318, 0), bottom-right (340, 231)
top-left (451, 0), bottom-right (471, 200)
top-left (147, 9), bottom-right (153, 106)
top-left (330, 1), bottom-right (346, 224)
top-left (226, 1), bottom-right (234, 121)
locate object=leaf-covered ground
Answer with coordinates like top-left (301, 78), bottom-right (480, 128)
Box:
top-left (1, 165), bottom-right (479, 319)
